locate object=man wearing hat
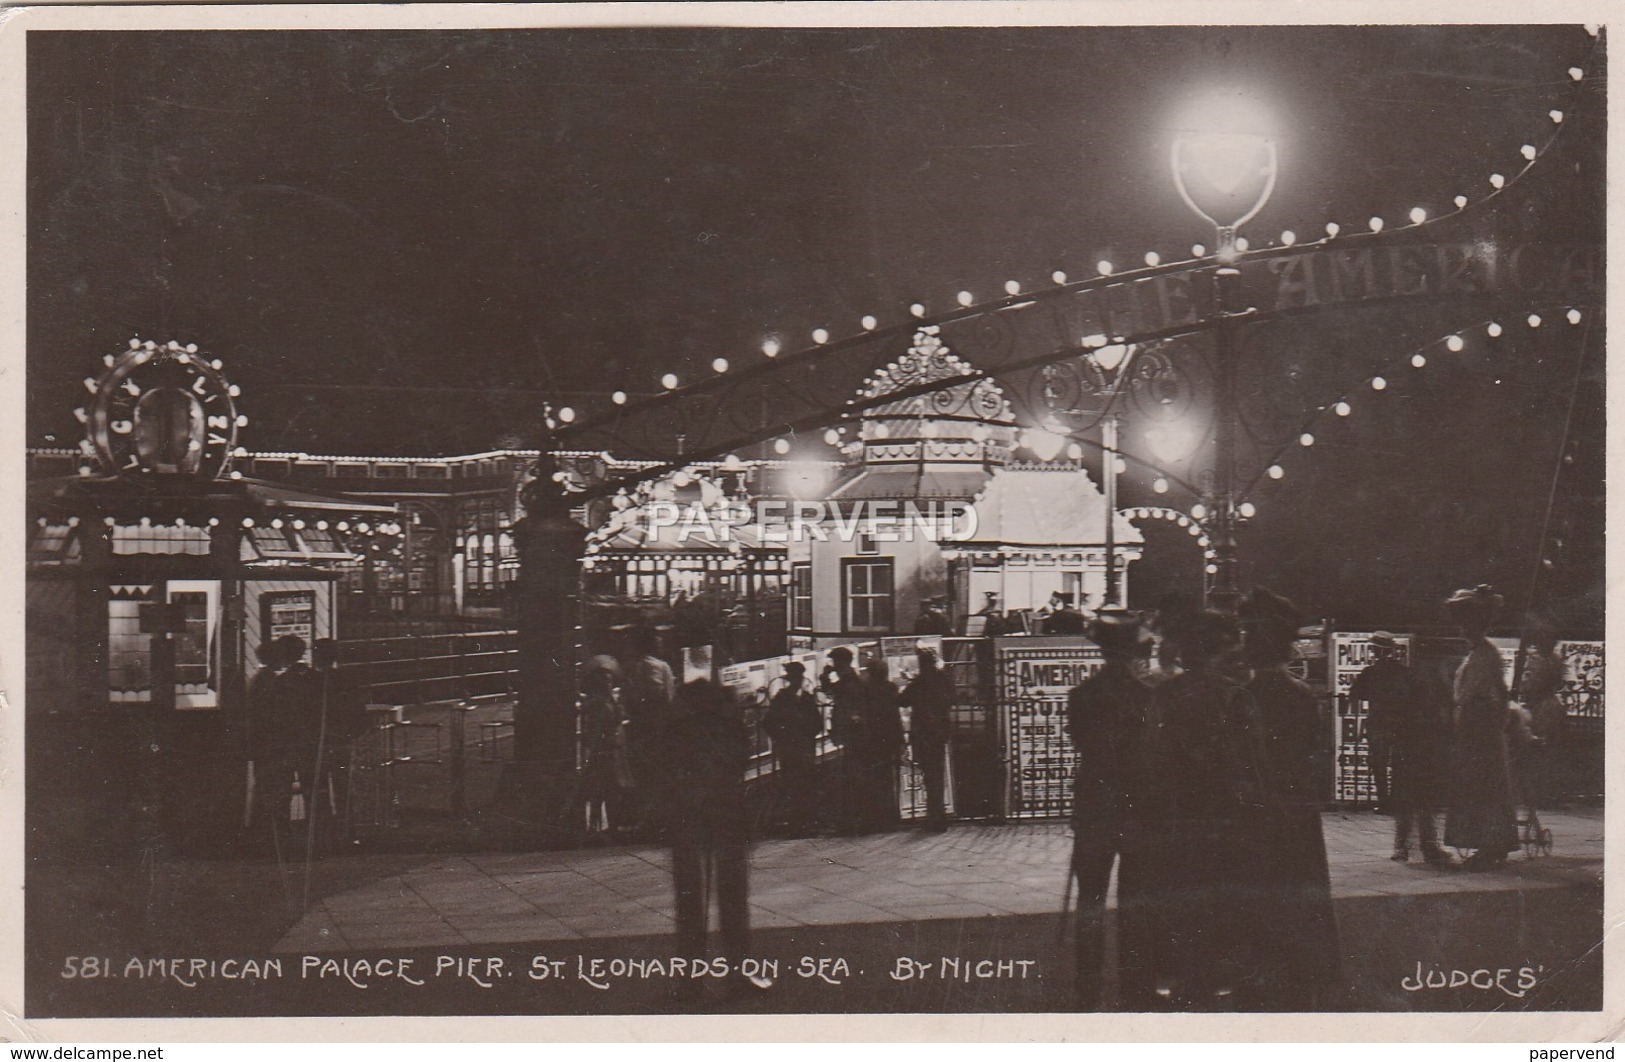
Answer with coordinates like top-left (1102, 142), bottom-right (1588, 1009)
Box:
top-left (899, 646), bottom-right (953, 831)
top-left (1065, 612), bottom-right (1157, 1008)
top-left (1046, 593), bottom-right (1088, 635)
top-left (913, 597), bottom-right (952, 636)
top-left (762, 661), bottom-right (823, 834)
top-left (1350, 631), bottom-right (1410, 815)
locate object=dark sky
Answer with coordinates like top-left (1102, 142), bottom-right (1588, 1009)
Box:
top-left (26, 24), bottom-right (1606, 628)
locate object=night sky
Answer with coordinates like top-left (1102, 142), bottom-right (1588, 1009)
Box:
top-left (26, 24), bottom-right (1606, 629)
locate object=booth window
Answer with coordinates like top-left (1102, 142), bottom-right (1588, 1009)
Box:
top-left (789, 563), bottom-right (812, 630)
top-left (167, 580), bottom-right (219, 708)
top-left (843, 558), bottom-right (894, 633)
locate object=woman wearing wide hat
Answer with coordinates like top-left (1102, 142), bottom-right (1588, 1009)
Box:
top-left (1442, 584), bottom-right (1520, 870)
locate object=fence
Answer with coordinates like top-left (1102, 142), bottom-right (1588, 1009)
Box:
top-left (336, 629), bottom-right (518, 836)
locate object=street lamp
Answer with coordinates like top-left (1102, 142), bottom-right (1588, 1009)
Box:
top-left (1170, 88), bottom-right (1278, 612)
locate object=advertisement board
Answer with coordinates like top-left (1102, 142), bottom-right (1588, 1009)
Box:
top-left (1331, 631), bottom-right (1412, 804)
top-left (995, 638), bottom-right (1102, 819)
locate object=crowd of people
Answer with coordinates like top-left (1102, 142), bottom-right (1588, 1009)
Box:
top-left (1065, 588), bottom-right (1339, 1010)
top-left (244, 577), bottom-right (1562, 1009)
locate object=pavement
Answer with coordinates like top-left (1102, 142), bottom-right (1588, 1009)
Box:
top-left (276, 807), bottom-right (1603, 954)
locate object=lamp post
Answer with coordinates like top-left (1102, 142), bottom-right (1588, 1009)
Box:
top-left (1170, 89), bottom-right (1278, 613)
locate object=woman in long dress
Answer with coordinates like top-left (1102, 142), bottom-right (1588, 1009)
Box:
top-left (1442, 584), bottom-right (1520, 870)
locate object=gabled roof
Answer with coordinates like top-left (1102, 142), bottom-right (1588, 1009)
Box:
top-left (826, 466), bottom-right (992, 502)
top-left (958, 465), bottom-right (1144, 548)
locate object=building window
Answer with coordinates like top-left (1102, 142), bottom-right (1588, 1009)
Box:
top-left (843, 558), bottom-right (894, 633)
top-left (855, 532), bottom-right (878, 556)
top-left (789, 563), bottom-right (812, 631)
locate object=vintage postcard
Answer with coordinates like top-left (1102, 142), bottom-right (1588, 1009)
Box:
top-left (4, 0), bottom-right (1617, 1043)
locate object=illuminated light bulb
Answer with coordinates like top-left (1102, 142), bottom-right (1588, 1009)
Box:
top-left (1153, 478), bottom-right (1169, 494)
top-left (177, 353), bottom-right (190, 364)
top-left (773, 438), bottom-right (791, 455)
top-left (1454, 195), bottom-right (1468, 208)
top-left (1096, 260), bottom-right (1113, 276)
top-left (661, 373), bottom-right (679, 389)
top-left (1324, 222), bottom-right (1339, 237)
top-left (128, 338), bottom-right (141, 348)
top-left (1447, 335), bottom-right (1465, 352)
top-left (78, 465), bottom-right (92, 477)
top-left (1004, 280), bottom-right (1021, 295)
top-left (1066, 443), bottom-right (1083, 460)
top-left (1567, 309), bottom-right (1582, 325)
top-left (242, 518), bottom-right (255, 528)
top-left (1300, 433), bottom-right (1315, 447)
top-left (872, 423), bottom-right (890, 439)
top-left (1176, 516), bottom-right (1189, 528)
top-left (1235, 237), bottom-right (1249, 252)
top-left (1113, 456), bottom-right (1127, 474)
top-left (956, 291), bottom-right (973, 307)
top-left (227, 384), bottom-right (241, 397)
top-left (185, 343), bottom-right (198, 353)
top-left (762, 337), bottom-right (781, 357)
top-left (1487, 322), bottom-right (1503, 337)
top-left (1191, 243), bottom-right (1206, 257)
top-left (1144, 251), bottom-right (1160, 266)
top-left (337, 522), bottom-right (349, 532)
top-left (722, 453), bottom-right (743, 471)
top-left (612, 391), bottom-right (627, 405)
top-left (1368, 216), bottom-right (1384, 233)
top-left (1412, 353), bottom-right (1427, 368)
top-left (558, 406), bottom-right (576, 423)
top-left (1206, 564), bottom-right (1218, 575)
top-left (812, 328), bottom-right (830, 344)
top-left (708, 358), bottom-right (728, 375)
top-left (1569, 67), bottom-right (1584, 82)
top-left (1489, 173), bottom-right (1505, 189)
top-left (232, 446), bottom-right (248, 457)
top-left (1051, 271), bottom-right (1067, 285)
top-left (1335, 401), bottom-right (1351, 417)
top-left (1372, 377), bottom-right (1387, 391)
top-left (229, 470), bottom-right (243, 480)
top-left (861, 315), bottom-right (878, 330)
top-left (1409, 207), bottom-right (1427, 225)
top-left (1550, 110), bottom-right (1565, 124)
top-left (143, 340), bottom-right (156, 350)
top-left (1527, 314), bottom-right (1542, 328)
top-left (291, 519), bottom-right (305, 530)
top-left (1520, 144), bottom-right (1537, 161)
top-left (316, 521), bottom-right (327, 530)
top-left (211, 359), bottom-right (223, 370)
top-left (1280, 230), bottom-right (1296, 246)
top-left (1267, 464), bottom-right (1284, 480)
top-left (1187, 524), bottom-right (1202, 537)
top-left (910, 303), bottom-right (926, 318)
top-left (823, 429), bottom-right (840, 445)
top-left (1239, 502), bottom-right (1257, 518)
top-left (270, 518), bottom-right (284, 529)
top-left (550, 471), bottom-right (566, 483)
top-left (1190, 503), bottom-right (1207, 520)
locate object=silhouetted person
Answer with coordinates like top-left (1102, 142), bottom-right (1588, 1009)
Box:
top-left (1148, 609), bottom-right (1271, 1008)
top-left (762, 662), bottom-right (823, 834)
top-left (1065, 613), bottom-right (1155, 1009)
top-left (1239, 587), bottom-right (1341, 1008)
top-left (1351, 632), bottom-right (1407, 813)
top-left (822, 647), bottom-right (869, 833)
top-left (1519, 623), bottom-right (1569, 809)
top-left (913, 597), bottom-right (951, 636)
top-left (861, 659), bottom-right (906, 832)
top-left (657, 680), bottom-right (768, 1001)
top-left (618, 625), bottom-right (675, 835)
top-left (1442, 585), bottom-right (1520, 871)
top-left (899, 647), bottom-right (953, 831)
top-left (1046, 593), bottom-right (1088, 635)
top-left (1352, 635), bottom-right (1452, 866)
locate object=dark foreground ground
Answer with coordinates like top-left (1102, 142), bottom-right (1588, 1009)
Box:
top-left (28, 809), bottom-right (1603, 1017)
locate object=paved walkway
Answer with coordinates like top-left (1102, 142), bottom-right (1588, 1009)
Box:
top-left (275, 807), bottom-right (1603, 953)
